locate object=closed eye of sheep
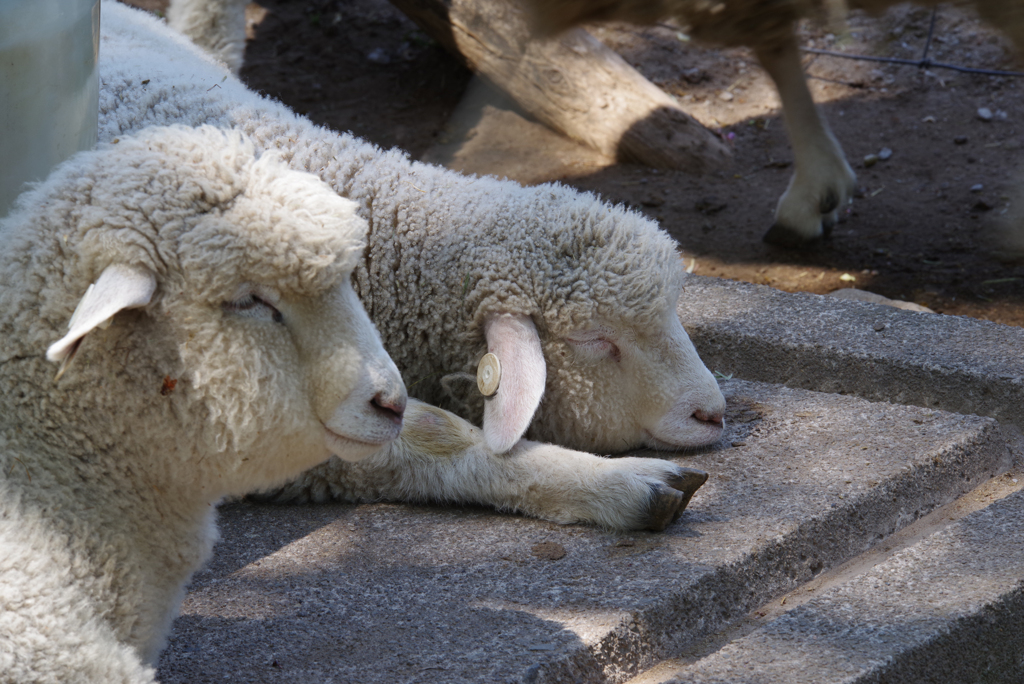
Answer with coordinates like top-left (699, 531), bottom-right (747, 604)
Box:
top-left (97, 0), bottom-right (723, 532)
top-left (0, 124), bottom-right (405, 680)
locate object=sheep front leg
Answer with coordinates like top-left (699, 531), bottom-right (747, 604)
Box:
top-left (756, 34), bottom-right (856, 247)
top-left (166, 0), bottom-right (248, 75)
top-left (259, 400), bottom-right (708, 531)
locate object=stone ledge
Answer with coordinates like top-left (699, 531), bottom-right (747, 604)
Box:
top-left (656, 486), bottom-right (1024, 684)
top-left (157, 381), bottom-right (1010, 684)
top-left (678, 275), bottom-right (1024, 433)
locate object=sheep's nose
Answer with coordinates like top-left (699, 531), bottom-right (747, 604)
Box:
top-left (693, 409), bottom-right (724, 426)
top-left (372, 392), bottom-right (406, 423)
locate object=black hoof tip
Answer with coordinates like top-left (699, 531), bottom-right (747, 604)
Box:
top-left (763, 222), bottom-right (823, 248)
top-left (644, 467), bottom-right (710, 531)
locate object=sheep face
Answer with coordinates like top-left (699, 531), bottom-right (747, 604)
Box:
top-left (460, 191), bottom-right (725, 455)
top-left (167, 273), bottom-right (407, 495)
top-left (532, 295), bottom-right (725, 454)
top-left (21, 125), bottom-right (405, 499)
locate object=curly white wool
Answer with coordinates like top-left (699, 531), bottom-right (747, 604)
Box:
top-left (0, 124), bottom-right (403, 681)
top-left (98, 0), bottom-right (725, 459)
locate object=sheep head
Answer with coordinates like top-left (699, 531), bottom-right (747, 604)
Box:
top-left (479, 290), bottom-right (724, 455)
top-left (466, 191), bottom-right (725, 455)
top-left (3, 125), bottom-right (406, 499)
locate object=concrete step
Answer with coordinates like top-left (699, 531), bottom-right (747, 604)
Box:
top-left (677, 275), bottom-right (1024, 435)
top-left (156, 380), bottom-right (1012, 684)
top-left (633, 473), bottom-right (1024, 684)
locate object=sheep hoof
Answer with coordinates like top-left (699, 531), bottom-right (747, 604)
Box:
top-left (762, 221), bottom-right (824, 248)
top-left (818, 189), bottom-right (839, 215)
top-left (643, 466), bottom-right (709, 531)
top-left (820, 211), bottom-right (838, 238)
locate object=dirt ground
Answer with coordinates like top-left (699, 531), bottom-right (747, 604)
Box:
top-left (127, 0), bottom-right (1024, 325)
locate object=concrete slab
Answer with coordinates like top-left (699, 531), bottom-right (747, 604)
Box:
top-left (655, 485), bottom-right (1024, 684)
top-left (156, 381), bottom-right (1010, 684)
top-left (677, 275), bottom-right (1024, 433)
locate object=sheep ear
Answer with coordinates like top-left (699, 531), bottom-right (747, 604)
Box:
top-left (482, 313), bottom-right (546, 453)
top-left (47, 264), bottom-right (157, 378)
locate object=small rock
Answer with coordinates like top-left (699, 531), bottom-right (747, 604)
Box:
top-left (878, 147), bottom-right (893, 161)
top-left (641, 194), bottom-right (665, 208)
top-left (531, 542), bottom-right (566, 561)
top-left (873, 321), bottom-right (887, 332)
top-left (973, 199), bottom-right (994, 212)
top-left (954, 135), bottom-right (968, 145)
top-left (731, 440), bottom-right (747, 447)
top-left (682, 67), bottom-right (708, 83)
top-left (718, 90), bottom-right (734, 102)
top-left (695, 198), bottom-right (728, 215)
top-left (977, 107), bottom-right (994, 122)
top-left (366, 48), bottom-right (390, 64)
top-left (863, 154), bottom-right (879, 167)
top-left (971, 184), bottom-right (984, 193)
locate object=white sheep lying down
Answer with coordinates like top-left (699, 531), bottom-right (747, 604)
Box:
top-left (99, 1), bottom-right (725, 530)
top-left (0, 124), bottom-right (408, 681)
top-left (520, 0), bottom-right (1024, 247)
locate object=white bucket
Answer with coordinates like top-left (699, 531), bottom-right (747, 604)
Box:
top-left (0, 0), bottom-right (100, 218)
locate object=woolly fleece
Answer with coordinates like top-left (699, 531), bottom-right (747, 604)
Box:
top-left (0, 124), bottom-right (389, 681)
top-left (97, 1), bottom-right (721, 455)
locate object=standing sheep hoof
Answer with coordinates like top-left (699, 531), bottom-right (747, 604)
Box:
top-left (643, 466), bottom-right (709, 531)
top-left (762, 221), bottom-right (826, 248)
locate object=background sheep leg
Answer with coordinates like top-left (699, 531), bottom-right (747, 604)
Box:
top-left (166, 0), bottom-right (248, 74)
top-left (757, 33), bottom-right (857, 248)
top-left (254, 400), bottom-right (707, 531)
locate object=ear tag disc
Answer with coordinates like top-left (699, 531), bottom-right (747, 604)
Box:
top-left (477, 353), bottom-right (501, 397)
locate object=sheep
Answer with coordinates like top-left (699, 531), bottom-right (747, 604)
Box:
top-left (0, 123), bottom-right (407, 680)
top-left (97, 0), bottom-right (724, 529)
top-left (518, 0), bottom-right (1024, 247)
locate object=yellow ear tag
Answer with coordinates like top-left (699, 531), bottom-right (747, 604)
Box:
top-left (477, 353), bottom-right (501, 397)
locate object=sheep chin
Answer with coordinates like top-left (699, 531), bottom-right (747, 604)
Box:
top-left (322, 426), bottom-right (395, 463)
top-left (643, 418), bottom-right (725, 451)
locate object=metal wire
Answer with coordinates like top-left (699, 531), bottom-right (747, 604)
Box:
top-left (800, 47), bottom-right (1024, 77)
top-left (802, 7), bottom-right (1024, 78)
top-left (655, 8), bottom-right (1023, 78)
top-left (920, 6), bottom-right (938, 62)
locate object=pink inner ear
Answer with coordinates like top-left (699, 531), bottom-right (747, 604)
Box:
top-left (46, 264), bottom-right (157, 364)
top-left (482, 313), bottom-right (546, 453)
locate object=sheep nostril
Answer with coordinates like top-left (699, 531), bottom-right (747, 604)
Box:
top-left (371, 394), bottom-right (406, 423)
top-left (693, 409), bottom-right (724, 426)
